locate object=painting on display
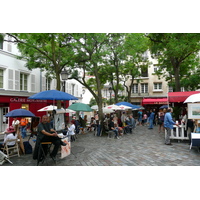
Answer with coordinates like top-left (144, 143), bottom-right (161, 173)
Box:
top-left (54, 113), bottom-right (65, 131)
top-left (188, 103), bottom-right (200, 119)
top-left (61, 137), bottom-right (71, 158)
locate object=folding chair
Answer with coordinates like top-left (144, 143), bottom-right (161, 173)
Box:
top-left (2, 139), bottom-right (20, 158)
top-left (0, 150), bottom-right (13, 165)
top-left (37, 142), bottom-right (56, 166)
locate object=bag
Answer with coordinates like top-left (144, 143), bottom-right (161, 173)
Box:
top-left (23, 141), bottom-right (32, 154)
top-left (158, 118), bottom-right (163, 125)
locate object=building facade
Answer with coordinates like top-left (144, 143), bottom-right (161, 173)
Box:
top-left (128, 51), bottom-right (169, 108)
top-left (0, 35), bottom-right (82, 131)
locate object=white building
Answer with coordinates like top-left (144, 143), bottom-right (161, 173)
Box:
top-left (0, 35), bottom-right (84, 131)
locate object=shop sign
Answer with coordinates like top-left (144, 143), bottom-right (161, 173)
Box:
top-left (10, 98), bottom-right (47, 103)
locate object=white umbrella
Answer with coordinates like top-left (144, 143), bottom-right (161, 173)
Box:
top-left (104, 104), bottom-right (123, 110)
top-left (37, 105), bottom-right (57, 112)
top-left (65, 109), bottom-right (76, 114)
top-left (102, 108), bottom-right (114, 113)
top-left (117, 105), bottom-right (132, 110)
top-left (91, 105), bottom-right (98, 110)
top-left (184, 93), bottom-right (200, 103)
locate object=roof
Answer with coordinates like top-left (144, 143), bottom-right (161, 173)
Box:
top-left (168, 91), bottom-right (200, 103)
top-left (142, 98), bottom-right (168, 105)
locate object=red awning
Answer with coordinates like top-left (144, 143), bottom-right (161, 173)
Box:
top-left (142, 98), bottom-right (168, 105)
top-left (168, 91), bottom-right (200, 103)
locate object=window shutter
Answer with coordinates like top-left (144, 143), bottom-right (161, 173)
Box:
top-left (31, 74), bottom-right (36, 92)
top-left (65, 82), bottom-right (69, 93)
top-left (8, 69), bottom-right (14, 90)
top-left (51, 79), bottom-right (56, 90)
top-left (69, 83), bottom-right (72, 94)
top-left (76, 85), bottom-right (78, 96)
top-left (15, 70), bottom-right (20, 90)
top-left (42, 76), bottom-right (46, 91)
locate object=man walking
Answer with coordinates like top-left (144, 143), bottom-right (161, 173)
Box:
top-left (164, 108), bottom-right (179, 145)
top-left (129, 114), bottom-right (135, 133)
top-left (148, 109), bottom-right (155, 129)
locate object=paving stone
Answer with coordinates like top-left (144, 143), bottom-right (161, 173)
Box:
top-left (2, 125), bottom-right (200, 166)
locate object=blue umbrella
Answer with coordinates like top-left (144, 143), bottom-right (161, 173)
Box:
top-left (5, 109), bottom-right (35, 117)
top-left (159, 105), bottom-right (169, 109)
top-left (116, 102), bottom-right (141, 110)
top-left (28, 90), bottom-right (78, 100)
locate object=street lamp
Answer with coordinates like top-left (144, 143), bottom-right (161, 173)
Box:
top-left (108, 87), bottom-right (112, 105)
top-left (60, 70), bottom-right (68, 92)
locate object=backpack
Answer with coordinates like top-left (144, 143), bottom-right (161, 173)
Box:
top-left (20, 118), bottom-right (28, 126)
top-left (23, 141), bottom-right (32, 154)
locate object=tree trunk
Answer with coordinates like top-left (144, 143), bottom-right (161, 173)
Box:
top-left (173, 64), bottom-right (181, 92)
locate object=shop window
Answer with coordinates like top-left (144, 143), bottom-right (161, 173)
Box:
top-left (20, 73), bottom-right (28, 91)
top-left (21, 104), bottom-right (29, 110)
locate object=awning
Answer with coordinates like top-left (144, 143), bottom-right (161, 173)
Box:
top-left (142, 98), bottom-right (168, 105)
top-left (168, 91), bottom-right (200, 103)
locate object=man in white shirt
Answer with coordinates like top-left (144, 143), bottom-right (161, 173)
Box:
top-left (0, 126), bottom-right (17, 149)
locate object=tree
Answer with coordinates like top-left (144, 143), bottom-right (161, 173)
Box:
top-left (121, 33), bottom-right (150, 102)
top-left (5, 33), bottom-right (74, 108)
top-left (147, 33), bottom-right (200, 91)
top-left (67, 33), bottom-right (110, 133)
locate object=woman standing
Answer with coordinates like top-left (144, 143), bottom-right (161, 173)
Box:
top-left (158, 112), bottom-right (165, 133)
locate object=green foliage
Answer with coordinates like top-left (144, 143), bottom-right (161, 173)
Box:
top-left (147, 33), bottom-right (200, 91)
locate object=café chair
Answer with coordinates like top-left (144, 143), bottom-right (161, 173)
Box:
top-left (2, 139), bottom-right (20, 158)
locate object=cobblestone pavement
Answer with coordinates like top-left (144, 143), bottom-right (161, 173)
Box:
top-left (2, 125), bottom-right (200, 166)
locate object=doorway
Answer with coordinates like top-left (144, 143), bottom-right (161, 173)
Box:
top-left (0, 107), bottom-right (9, 132)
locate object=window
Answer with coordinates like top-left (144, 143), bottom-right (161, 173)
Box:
top-left (141, 83), bottom-right (148, 93)
top-left (0, 40), bottom-right (3, 50)
top-left (154, 82), bottom-right (162, 90)
top-left (71, 84), bottom-right (75, 95)
top-left (20, 73), bottom-right (28, 91)
top-left (153, 64), bottom-right (159, 72)
top-left (181, 87), bottom-right (185, 92)
top-left (168, 86), bottom-right (173, 92)
top-left (132, 84), bottom-right (138, 93)
top-left (0, 69), bottom-right (3, 88)
top-left (46, 78), bottom-right (51, 90)
top-left (0, 35), bottom-right (3, 50)
top-left (141, 68), bottom-right (148, 77)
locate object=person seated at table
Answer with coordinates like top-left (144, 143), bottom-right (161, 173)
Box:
top-left (0, 126), bottom-right (17, 150)
top-left (124, 117), bottom-right (131, 134)
top-left (195, 123), bottom-right (200, 133)
top-left (87, 117), bottom-right (96, 131)
top-left (109, 117), bottom-right (119, 139)
top-left (33, 115), bottom-right (66, 161)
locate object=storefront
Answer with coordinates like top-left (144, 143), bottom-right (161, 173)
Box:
top-left (168, 91), bottom-right (200, 103)
top-left (0, 95), bottom-right (69, 132)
